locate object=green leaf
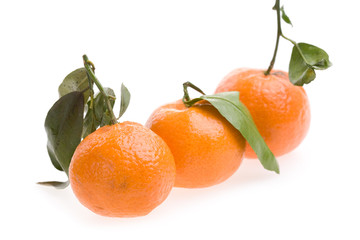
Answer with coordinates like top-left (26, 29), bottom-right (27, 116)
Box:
top-left (289, 46), bottom-right (316, 86)
top-left (45, 91), bottom-right (84, 175)
top-left (281, 6), bottom-right (292, 26)
top-left (289, 43), bottom-right (331, 86)
top-left (100, 111), bottom-right (113, 127)
top-left (183, 86), bottom-right (279, 174)
top-left (297, 43), bottom-right (332, 70)
top-left (119, 83), bottom-right (131, 119)
top-left (58, 68), bottom-right (92, 102)
top-left (47, 147), bottom-right (63, 171)
top-left (82, 103), bottom-right (97, 139)
top-left (82, 88), bottom-right (116, 138)
top-left (37, 180), bottom-right (70, 189)
top-left (94, 88), bottom-right (116, 121)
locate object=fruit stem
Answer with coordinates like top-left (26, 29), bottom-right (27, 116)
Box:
top-left (83, 55), bottom-right (118, 125)
top-left (182, 81), bottom-right (206, 107)
top-left (264, 0), bottom-right (282, 76)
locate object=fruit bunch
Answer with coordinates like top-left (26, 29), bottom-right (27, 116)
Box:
top-left (39, 0), bottom-right (331, 218)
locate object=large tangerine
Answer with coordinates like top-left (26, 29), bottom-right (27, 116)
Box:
top-left (69, 121), bottom-right (176, 217)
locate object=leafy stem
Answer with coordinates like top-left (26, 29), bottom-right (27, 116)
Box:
top-left (83, 55), bottom-right (118, 125)
top-left (265, 0), bottom-right (299, 75)
top-left (264, 0), bottom-right (304, 75)
top-left (264, 0), bottom-right (331, 85)
top-left (41, 56), bottom-right (132, 188)
top-left (264, 0), bottom-right (282, 75)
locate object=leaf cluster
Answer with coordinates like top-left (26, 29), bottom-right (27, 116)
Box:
top-left (39, 60), bottom-right (130, 188)
top-left (277, 4), bottom-right (332, 86)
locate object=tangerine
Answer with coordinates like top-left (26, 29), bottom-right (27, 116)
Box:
top-left (69, 121), bottom-right (176, 217)
top-left (145, 100), bottom-right (246, 188)
top-left (215, 68), bottom-right (311, 158)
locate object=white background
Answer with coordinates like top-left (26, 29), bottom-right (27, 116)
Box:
top-left (1, 0), bottom-right (359, 239)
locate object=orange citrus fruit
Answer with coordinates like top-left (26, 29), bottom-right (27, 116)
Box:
top-left (69, 121), bottom-right (176, 217)
top-left (215, 68), bottom-right (311, 158)
top-left (145, 100), bottom-right (246, 188)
